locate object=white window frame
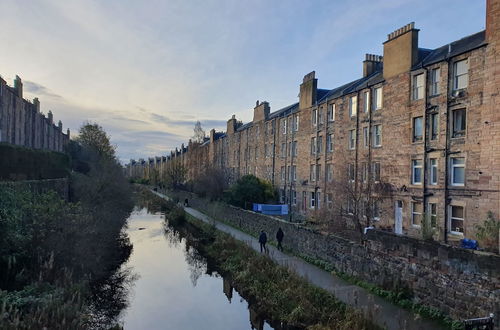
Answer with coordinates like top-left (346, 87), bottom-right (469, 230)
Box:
top-left (451, 108), bottom-right (466, 138)
top-left (310, 164), bottom-right (316, 182)
top-left (310, 192), bottom-right (315, 208)
top-left (327, 193), bottom-right (333, 209)
top-left (428, 202), bottom-right (437, 228)
top-left (312, 109), bottom-right (317, 126)
top-left (373, 125), bottom-right (381, 147)
top-left (448, 204), bottom-right (465, 235)
top-left (412, 73), bottom-right (425, 100)
top-left (363, 127), bottom-right (369, 148)
top-left (372, 162), bottom-right (380, 182)
top-left (282, 119), bottom-right (287, 134)
top-left (412, 159), bottom-right (422, 185)
top-left (292, 165), bottom-right (297, 181)
top-left (450, 157), bottom-right (465, 186)
top-left (281, 143), bottom-right (286, 158)
top-left (327, 134), bottom-right (333, 152)
top-left (430, 68), bottom-right (440, 96)
top-left (411, 201), bottom-right (422, 227)
top-left (348, 163), bottom-right (355, 182)
top-left (291, 141), bottom-right (297, 157)
top-left (349, 95), bottom-right (357, 117)
top-left (430, 112), bottom-right (439, 140)
top-left (293, 115), bottom-right (299, 131)
top-left (374, 87), bottom-right (383, 110)
top-left (348, 129), bottom-right (356, 150)
top-left (364, 90), bottom-right (370, 113)
top-left (429, 158), bottom-right (438, 185)
top-left (311, 137), bottom-right (316, 154)
top-left (292, 190), bottom-right (297, 205)
top-left (327, 164), bottom-right (333, 182)
top-left (453, 59), bottom-right (469, 90)
top-left (316, 192), bottom-right (321, 209)
top-left (317, 136), bottom-right (322, 153)
top-left (327, 103), bottom-right (335, 122)
top-left (281, 166), bottom-right (285, 181)
top-left (413, 116), bottom-right (423, 142)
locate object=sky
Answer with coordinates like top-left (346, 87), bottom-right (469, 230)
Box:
top-left (0, 0), bottom-right (486, 163)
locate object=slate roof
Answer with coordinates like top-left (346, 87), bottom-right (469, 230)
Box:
top-left (413, 31), bottom-right (486, 69)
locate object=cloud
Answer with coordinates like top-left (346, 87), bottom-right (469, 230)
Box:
top-left (23, 81), bottom-right (62, 99)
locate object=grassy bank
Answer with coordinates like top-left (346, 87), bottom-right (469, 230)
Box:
top-left (170, 210), bottom-right (378, 330)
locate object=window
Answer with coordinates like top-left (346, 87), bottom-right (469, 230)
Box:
top-left (412, 159), bottom-right (422, 184)
top-left (327, 164), bottom-right (333, 182)
top-left (430, 68), bottom-right (440, 96)
top-left (312, 109), bottom-right (317, 126)
top-left (411, 202), bottom-right (422, 227)
top-left (361, 163), bottom-right (368, 183)
top-left (291, 141), bottom-right (298, 157)
top-left (317, 136), bottom-right (323, 154)
top-left (348, 129), bottom-right (356, 150)
top-left (348, 163), bottom-right (355, 182)
top-left (282, 119), bottom-right (287, 134)
top-left (346, 199), bottom-right (354, 215)
top-left (327, 193), bottom-right (333, 209)
top-left (453, 59), bottom-right (468, 90)
top-left (281, 143), bottom-right (286, 158)
top-left (364, 91), bottom-right (370, 113)
top-left (452, 109), bottom-right (466, 137)
top-left (310, 192), bottom-right (316, 208)
top-left (293, 115), bottom-right (299, 131)
top-left (450, 157), bottom-right (465, 186)
top-left (373, 125), bottom-right (382, 147)
top-left (316, 192), bottom-right (321, 209)
top-left (326, 134), bottom-right (333, 152)
top-left (373, 201), bottom-right (380, 220)
top-left (449, 205), bottom-right (464, 235)
top-left (327, 104), bottom-right (335, 122)
top-left (372, 162), bottom-right (380, 182)
top-left (280, 189), bottom-right (285, 204)
top-left (413, 117), bottom-right (423, 142)
top-left (291, 165), bottom-right (297, 181)
top-left (287, 165), bottom-right (291, 181)
top-left (292, 190), bottom-right (297, 205)
top-left (288, 142), bottom-right (292, 157)
top-left (349, 96), bottom-right (357, 117)
top-left (310, 164), bottom-right (316, 182)
top-left (428, 203), bottom-right (437, 228)
top-left (429, 158), bottom-right (438, 185)
top-left (264, 144), bottom-right (268, 158)
top-left (363, 127), bottom-right (369, 148)
top-left (281, 166), bottom-right (285, 180)
top-left (374, 87), bottom-right (383, 110)
top-left (412, 73), bottom-right (424, 100)
top-left (318, 108), bottom-right (324, 124)
top-left (430, 113), bottom-right (439, 140)
top-left (316, 164), bottom-right (321, 182)
top-left (310, 137), bottom-right (316, 154)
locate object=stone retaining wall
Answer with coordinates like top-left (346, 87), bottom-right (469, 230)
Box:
top-left (170, 190), bottom-right (500, 322)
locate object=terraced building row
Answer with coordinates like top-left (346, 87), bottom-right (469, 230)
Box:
top-left (128, 0), bottom-right (500, 243)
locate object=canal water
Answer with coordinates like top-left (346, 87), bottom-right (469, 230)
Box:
top-left (112, 206), bottom-right (276, 330)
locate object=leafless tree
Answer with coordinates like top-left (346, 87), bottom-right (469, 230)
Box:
top-left (192, 121), bottom-right (206, 144)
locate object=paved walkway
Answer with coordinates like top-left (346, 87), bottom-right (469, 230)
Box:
top-left (153, 190), bottom-right (443, 330)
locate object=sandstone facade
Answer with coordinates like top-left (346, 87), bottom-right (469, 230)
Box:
top-left (128, 0), bottom-right (500, 244)
top-left (0, 75), bottom-right (69, 152)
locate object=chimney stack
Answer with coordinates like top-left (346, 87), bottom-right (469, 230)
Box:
top-left (14, 75), bottom-right (23, 98)
top-left (48, 111), bottom-right (54, 124)
top-left (33, 98), bottom-right (40, 112)
top-left (227, 114), bottom-right (237, 135)
top-left (253, 100), bottom-right (270, 123)
top-left (363, 54), bottom-right (383, 77)
top-left (383, 22), bottom-right (419, 79)
top-left (299, 71), bottom-right (317, 110)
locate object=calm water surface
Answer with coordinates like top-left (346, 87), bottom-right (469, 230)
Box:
top-left (118, 207), bottom-right (275, 330)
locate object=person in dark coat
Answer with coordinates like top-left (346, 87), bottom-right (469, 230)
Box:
top-left (258, 230), bottom-right (267, 253)
top-left (276, 227), bottom-right (284, 251)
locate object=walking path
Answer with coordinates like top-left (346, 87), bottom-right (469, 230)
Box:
top-left (153, 190), bottom-right (443, 330)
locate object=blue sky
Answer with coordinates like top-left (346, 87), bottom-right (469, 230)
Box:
top-left (0, 0), bottom-right (486, 162)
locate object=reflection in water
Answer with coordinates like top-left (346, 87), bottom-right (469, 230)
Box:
top-left (90, 203), bottom-right (295, 329)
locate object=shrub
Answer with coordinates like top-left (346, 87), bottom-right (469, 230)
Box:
top-left (475, 211), bottom-right (500, 253)
top-left (227, 175), bottom-right (276, 209)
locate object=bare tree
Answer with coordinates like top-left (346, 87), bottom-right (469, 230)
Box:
top-left (163, 158), bottom-right (187, 189)
top-left (192, 121), bottom-right (205, 144)
top-left (324, 153), bottom-right (394, 237)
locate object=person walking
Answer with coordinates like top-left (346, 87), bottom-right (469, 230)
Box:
top-left (258, 230), bottom-right (268, 253)
top-left (276, 227), bottom-right (284, 251)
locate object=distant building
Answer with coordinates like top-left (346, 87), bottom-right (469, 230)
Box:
top-left (127, 0), bottom-right (500, 243)
top-left (0, 75), bottom-right (69, 152)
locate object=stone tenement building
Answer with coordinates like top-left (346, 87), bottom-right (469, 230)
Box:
top-left (0, 75), bottom-right (69, 152)
top-left (128, 0), bottom-right (500, 244)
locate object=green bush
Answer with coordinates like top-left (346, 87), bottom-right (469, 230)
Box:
top-left (227, 174), bottom-right (276, 209)
top-left (0, 143), bottom-right (69, 181)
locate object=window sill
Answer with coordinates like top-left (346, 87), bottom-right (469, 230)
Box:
top-left (448, 231), bottom-right (464, 238)
top-left (411, 224), bottom-right (421, 228)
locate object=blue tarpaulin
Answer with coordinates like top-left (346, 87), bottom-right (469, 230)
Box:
top-left (253, 203), bottom-right (288, 215)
